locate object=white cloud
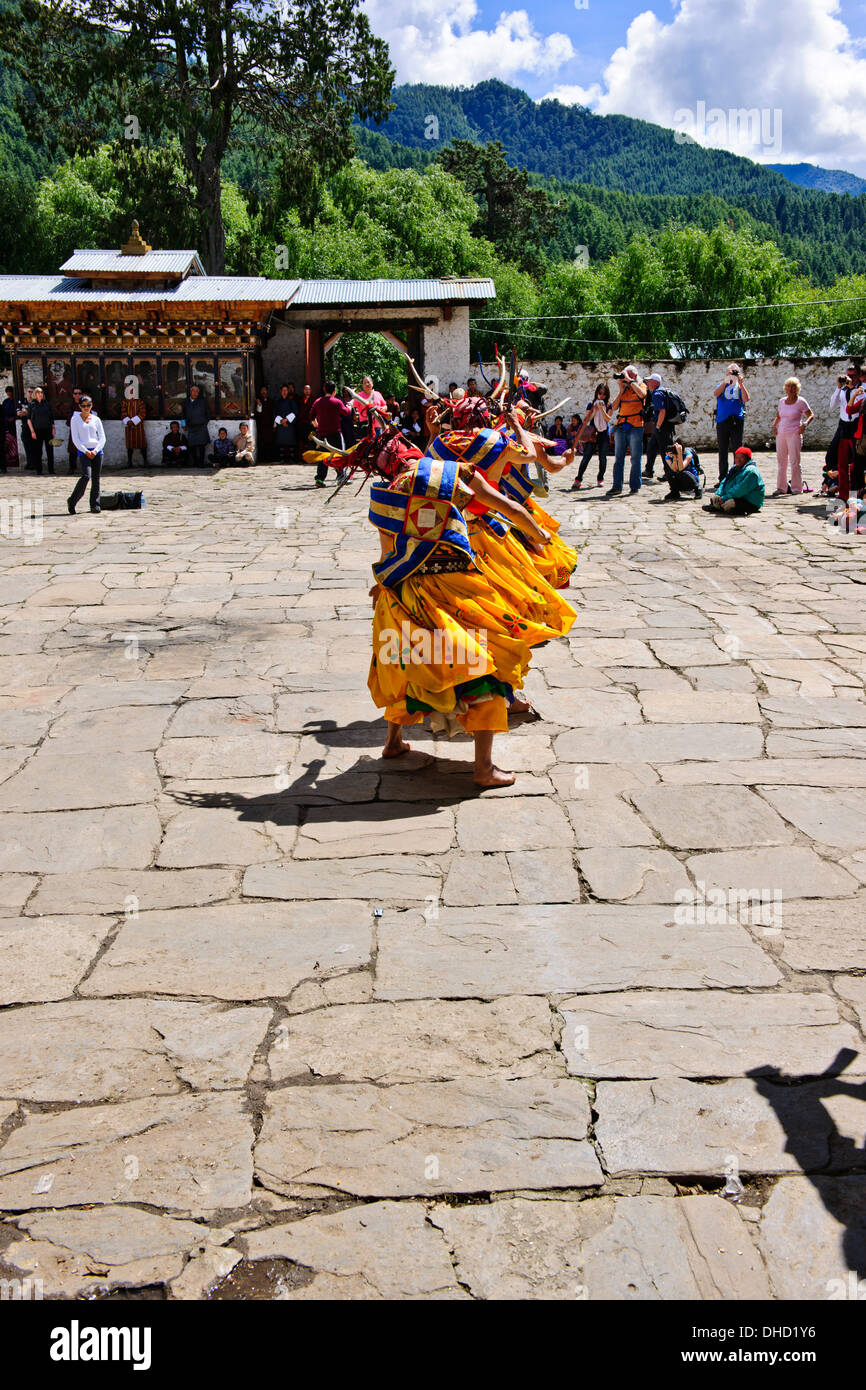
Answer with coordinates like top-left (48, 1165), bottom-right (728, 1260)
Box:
top-left (362, 0), bottom-right (575, 86)
top-left (543, 83), bottom-right (602, 108)
top-left (547, 0), bottom-right (866, 172)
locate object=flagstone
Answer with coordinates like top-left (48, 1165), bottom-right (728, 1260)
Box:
top-left (0, 1093), bottom-right (253, 1215)
top-left (81, 900), bottom-right (372, 1000)
top-left (685, 847), bottom-right (856, 899)
top-left (428, 1194), bottom-right (770, 1300)
top-left (0, 1234), bottom-right (186, 1299)
top-left (594, 1079), bottom-right (837, 1176)
top-left (47, 703), bottom-right (174, 751)
top-left (0, 873), bottom-right (36, 915)
top-left (25, 867), bottom-right (237, 916)
top-left (576, 847), bottom-right (691, 902)
top-left (255, 1079), bottom-right (602, 1198)
top-left (754, 1177), bottom-right (866, 1300)
top-left (242, 1201), bottom-right (464, 1300)
top-left (374, 905), bottom-right (780, 1000)
top-left (832, 975), bottom-right (866, 1033)
top-left (455, 797), bottom-right (572, 852)
top-left (556, 724), bottom-right (763, 764)
top-left (0, 915), bottom-right (111, 1005)
top-left (0, 999), bottom-right (271, 1101)
top-left (17, 1206), bottom-right (214, 1265)
top-left (157, 807), bottom-right (289, 867)
top-left (630, 786), bottom-right (791, 849)
top-left (267, 997), bottom-right (557, 1083)
top-left (757, 787), bottom-right (866, 850)
top-left (296, 804), bottom-right (454, 858)
top-left (156, 733), bottom-right (297, 780)
top-left (639, 691), bottom-right (760, 723)
top-left (244, 855), bottom-right (439, 902)
top-left (506, 848), bottom-right (582, 903)
top-left (0, 747), bottom-right (159, 811)
top-left (565, 797), bottom-right (656, 848)
top-left (0, 806), bottom-right (160, 872)
top-left (560, 991), bottom-right (862, 1079)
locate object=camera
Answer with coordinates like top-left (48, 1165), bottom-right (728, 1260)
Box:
top-left (613, 372), bottom-right (626, 380)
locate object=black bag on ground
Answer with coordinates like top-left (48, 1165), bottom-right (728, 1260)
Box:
top-left (99, 491), bottom-right (145, 510)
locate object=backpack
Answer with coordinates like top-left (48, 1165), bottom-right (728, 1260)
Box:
top-left (663, 390), bottom-right (689, 425)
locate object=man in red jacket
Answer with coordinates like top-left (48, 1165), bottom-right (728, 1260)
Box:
top-left (310, 381), bottom-right (353, 488)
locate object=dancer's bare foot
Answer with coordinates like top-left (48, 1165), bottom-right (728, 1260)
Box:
top-left (382, 735), bottom-right (412, 759)
top-left (473, 763), bottom-right (516, 788)
top-left (510, 697), bottom-right (532, 714)
top-left (382, 723), bottom-right (412, 759)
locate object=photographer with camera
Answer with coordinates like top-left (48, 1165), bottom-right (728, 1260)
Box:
top-left (661, 439), bottom-right (703, 501)
top-left (607, 366), bottom-right (647, 497)
top-left (713, 363), bottom-right (750, 482)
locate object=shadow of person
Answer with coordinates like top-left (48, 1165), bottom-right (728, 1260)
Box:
top-left (748, 1049), bottom-right (866, 1279)
top-left (168, 717), bottom-right (487, 829)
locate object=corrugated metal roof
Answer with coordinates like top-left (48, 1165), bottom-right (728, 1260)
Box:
top-left (0, 275), bottom-right (301, 304)
top-left (0, 273), bottom-right (493, 308)
top-left (60, 249), bottom-right (205, 276)
top-left (291, 277), bottom-right (495, 305)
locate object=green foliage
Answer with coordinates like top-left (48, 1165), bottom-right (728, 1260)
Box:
top-left (436, 140), bottom-right (560, 271)
top-left (327, 332), bottom-right (409, 400)
top-left (268, 159), bottom-right (495, 278)
top-left (0, 0), bottom-right (394, 271)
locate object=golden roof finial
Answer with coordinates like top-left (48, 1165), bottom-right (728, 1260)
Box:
top-left (121, 220), bottom-right (152, 256)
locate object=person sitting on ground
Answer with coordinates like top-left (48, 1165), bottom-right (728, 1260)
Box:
top-left (704, 446), bottom-right (765, 515)
top-left (549, 415), bottom-right (568, 442)
top-left (208, 426), bottom-right (236, 467)
top-left (232, 422), bottom-right (255, 465)
top-left (162, 421), bottom-right (188, 463)
top-left (662, 440), bottom-right (703, 500)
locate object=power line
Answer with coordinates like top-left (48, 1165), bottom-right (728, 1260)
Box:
top-left (469, 317), bottom-right (866, 350)
top-left (471, 293), bottom-right (866, 323)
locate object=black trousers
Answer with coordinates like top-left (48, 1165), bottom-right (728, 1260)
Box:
top-left (189, 444), bottom-right (205, 467)
top-left (69, 450), bottom-right (102, 510)
top-left (576, 436), bottom-right (608, 481)
top-left (317, 433), bottom-right (343, 483)
top-left (663, 462), bottom-right (701, 496)
top-left (716, 416), bottom-right (744, 480)
top-left (31, 429), bottom-right (55, 473)
top-left (644, 422), bottom-right (675, 476)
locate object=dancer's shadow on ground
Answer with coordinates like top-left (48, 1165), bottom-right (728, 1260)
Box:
top-left (170, 716), bottom-right (488, 827)
top-left (748, 1048), bottom-right (866, 1279)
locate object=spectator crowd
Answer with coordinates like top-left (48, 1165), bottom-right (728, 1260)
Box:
top-left (5, 363), bottom-right (866, 520)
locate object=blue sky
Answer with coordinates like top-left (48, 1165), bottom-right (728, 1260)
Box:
top-left (362, 0), bottom-right (866, 175)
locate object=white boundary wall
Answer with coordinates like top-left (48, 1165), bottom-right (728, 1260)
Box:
top-left (477, 358), bottom-right (857, 451)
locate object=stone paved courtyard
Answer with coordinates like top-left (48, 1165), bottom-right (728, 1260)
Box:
top-left (1, 452), bottom-right (865, 1301)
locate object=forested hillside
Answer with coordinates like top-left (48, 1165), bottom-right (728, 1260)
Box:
top-left (1, 47), bottom-right (865, 362)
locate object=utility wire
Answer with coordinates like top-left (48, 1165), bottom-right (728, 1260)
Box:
top-left (470, 317), bottom-right (866, 350)
top-left (471, 293), bottom-right (866, 323)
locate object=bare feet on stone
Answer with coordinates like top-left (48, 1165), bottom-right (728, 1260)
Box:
top-left (473, 762), bottom-right (516, 788)
top-left (382, 724), bottom-right (412, 759)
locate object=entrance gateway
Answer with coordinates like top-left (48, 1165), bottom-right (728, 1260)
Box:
top-left (0, 223), bottom-right (495, 467)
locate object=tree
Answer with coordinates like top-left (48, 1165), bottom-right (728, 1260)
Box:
top-left (437, 140), bottom-right (560, 272)
top-left (0, 0), bottom-right (393, 272)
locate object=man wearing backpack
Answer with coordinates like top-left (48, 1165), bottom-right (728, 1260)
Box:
top-left (713, 364), bottom-right (750, 482)
top-left (642, 372), bottom-right (680, 481)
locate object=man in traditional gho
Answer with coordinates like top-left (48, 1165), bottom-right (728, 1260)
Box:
top-left (121, 391), bottom-right (147, 468)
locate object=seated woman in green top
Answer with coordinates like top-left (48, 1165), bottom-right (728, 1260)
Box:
top-left (704, 446), bottom-right (765, 515)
